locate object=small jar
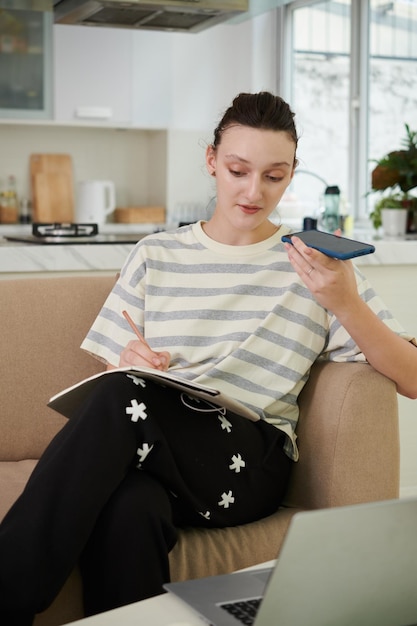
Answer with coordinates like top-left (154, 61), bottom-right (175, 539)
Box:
top-left (19, 198), bottom-right (32, 224)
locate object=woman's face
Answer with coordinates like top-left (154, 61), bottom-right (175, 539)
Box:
top-left (206, 125), bottom-right (296, 243)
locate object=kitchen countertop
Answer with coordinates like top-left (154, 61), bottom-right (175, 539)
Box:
top-left (0, 223), bottom-right (156, 275)
top-left (353, 234), bottom-right (417, 265)
top-left (1, 223), bottom-right (417, 275)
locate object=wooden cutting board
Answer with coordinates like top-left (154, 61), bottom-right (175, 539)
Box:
top-left (30, 154), bottom-right (75, 223)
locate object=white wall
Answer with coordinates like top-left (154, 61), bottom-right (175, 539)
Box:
top-left (0, 124), bottom-right (166, 209)
top-left (360, 264), bottom-right (417, 499)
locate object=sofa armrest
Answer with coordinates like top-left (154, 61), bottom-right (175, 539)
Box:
top-left (283, 361), bottom-right (400, 510)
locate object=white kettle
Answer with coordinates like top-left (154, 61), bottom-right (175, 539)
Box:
top-left (76, 180), bottom-right (116, 224)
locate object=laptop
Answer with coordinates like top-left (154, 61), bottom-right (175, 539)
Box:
top-left (164, 497), bottom-right (417, 626)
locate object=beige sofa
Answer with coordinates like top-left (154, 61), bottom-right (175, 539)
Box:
top-left (0, 275), bottom-right (400, 626)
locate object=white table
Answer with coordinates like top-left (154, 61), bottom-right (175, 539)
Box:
top-left (67, 593), bottom-right (205, 626)
top-left (66, 561), bottom-right (276, 625)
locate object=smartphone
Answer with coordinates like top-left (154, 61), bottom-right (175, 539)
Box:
top-left (281, 230), bottom-right (375, 260)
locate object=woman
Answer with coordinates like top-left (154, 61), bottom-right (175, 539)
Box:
top-left (1, 92), bottom-right (416, 626)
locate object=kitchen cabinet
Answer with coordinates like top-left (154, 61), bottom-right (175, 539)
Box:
top-left (131, 31), bottom-right (172, 129)
top-left (53, 25), bottom-right (133, 125)
top-left (53, 26), bottom-right (172, 129)
top-left (3, 16), bottom-right (253, 129)
top-left (0, 7), bottom-right (53, 119)
top-left (52, 21), bottom-right (253, 130)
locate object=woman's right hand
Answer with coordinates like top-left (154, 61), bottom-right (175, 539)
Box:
top-left (118, 339), bottom-right (171, 371)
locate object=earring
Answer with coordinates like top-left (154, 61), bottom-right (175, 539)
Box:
top-left (211, 170), bottom-right (216, 177)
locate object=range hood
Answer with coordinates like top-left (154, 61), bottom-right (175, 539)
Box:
top-left (53, 0), bottom-right (249, 33)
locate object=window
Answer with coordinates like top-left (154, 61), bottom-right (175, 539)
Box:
top-left (368, 0), bottom-right (417, 202)
top-left (279, 0), bottom-right (417, 225)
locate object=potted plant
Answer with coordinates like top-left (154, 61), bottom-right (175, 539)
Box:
top-left (370, 124), bottom-right (417, 236)
top-left (370, 193), bottom-right (406, 235)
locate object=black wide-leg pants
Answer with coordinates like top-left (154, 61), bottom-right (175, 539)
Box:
top-left (0, 372), bottom-right (291, 622)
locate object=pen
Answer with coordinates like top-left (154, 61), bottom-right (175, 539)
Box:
top-left (122, 309), bottom-right (168, 370)
top-left (122, 310), bottom-right (150, 348)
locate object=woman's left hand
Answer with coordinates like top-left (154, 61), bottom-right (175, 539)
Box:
top-left (284, 236), bottom-right (360, 315)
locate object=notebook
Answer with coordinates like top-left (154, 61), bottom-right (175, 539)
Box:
top-left (164, 497), bottom-right (417, 626)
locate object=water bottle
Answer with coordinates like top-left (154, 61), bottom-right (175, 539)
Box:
top-left (322, 185), bottom-right (340, 233)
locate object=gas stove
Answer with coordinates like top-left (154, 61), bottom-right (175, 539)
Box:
top-left (5, 223), bottom-right (144, 245)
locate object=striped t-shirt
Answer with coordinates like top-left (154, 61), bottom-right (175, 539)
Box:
top-left (81, 221), bottom-right (409, 460)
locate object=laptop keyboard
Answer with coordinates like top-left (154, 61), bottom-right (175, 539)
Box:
top-left (219, 597), bottom-right (262, 625)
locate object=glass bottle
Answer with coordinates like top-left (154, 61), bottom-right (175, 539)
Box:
top-left (2, 175), bottom-right (19, 223)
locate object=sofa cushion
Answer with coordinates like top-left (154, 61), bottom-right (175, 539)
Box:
top-left (0, 276), bottom-right (114, 460)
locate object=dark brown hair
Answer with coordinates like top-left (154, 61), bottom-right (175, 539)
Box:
top-left (213, 92), bottom-right (298, 156)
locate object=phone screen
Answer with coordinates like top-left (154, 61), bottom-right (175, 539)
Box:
top-left (281, 230), bottom-right (375, 260)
